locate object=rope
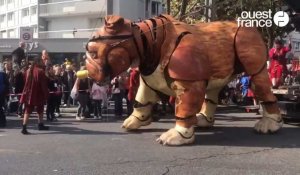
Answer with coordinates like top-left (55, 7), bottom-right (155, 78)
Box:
top-left (6, 89), bottom-right (91, 97)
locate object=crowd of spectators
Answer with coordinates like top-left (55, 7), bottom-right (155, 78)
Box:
top-left (0, 42), bottom-right (144, 133)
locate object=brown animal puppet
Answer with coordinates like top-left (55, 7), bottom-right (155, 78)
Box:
top-left (85, 15), bottom-right (282, 146)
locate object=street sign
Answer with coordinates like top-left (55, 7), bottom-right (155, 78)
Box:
top-left (20, 27), bottom-right (33, 43)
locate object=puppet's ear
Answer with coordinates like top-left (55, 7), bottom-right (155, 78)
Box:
top-left (104, 15), bottom-right (125, 34)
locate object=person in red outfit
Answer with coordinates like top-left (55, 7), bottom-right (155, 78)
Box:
top-left (20, 57), bottom-right (49, 135)
top-left (128, 68), bottom-right (140, 102)
top-left (269, 38), bottom-right (292, 88)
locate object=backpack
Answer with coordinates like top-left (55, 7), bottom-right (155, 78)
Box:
top-left (0, 72), bottom-right (5, 95)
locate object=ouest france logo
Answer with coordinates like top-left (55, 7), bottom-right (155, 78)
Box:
top-left (237, 10), bottom-right (290, 27)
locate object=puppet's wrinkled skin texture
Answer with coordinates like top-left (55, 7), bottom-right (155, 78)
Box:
top-left (85, 15), bottom-right (282, 146)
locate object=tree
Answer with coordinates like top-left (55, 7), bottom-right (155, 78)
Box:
top-left (170, 0), bottom-right (206, 23)
top-left (214, 0), bottom-right (294, 49)
top-left (170, 0), bottom-right (295, 49)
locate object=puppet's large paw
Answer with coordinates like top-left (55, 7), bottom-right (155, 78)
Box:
top-left (254, 116), bottom-right (283, 134)
top-left (121, 115), bottom-right (152, 130)
top-left (156, 125), bottom-right (195, 146)
top-left (196, 113), bottom-right (214, 127)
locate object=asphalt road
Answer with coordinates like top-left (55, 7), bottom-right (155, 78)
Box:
top-left (1, 106), bottom-right (300, 175)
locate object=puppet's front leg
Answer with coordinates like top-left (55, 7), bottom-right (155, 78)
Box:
top-left (156, 80), bottom-right (206, 146)
top-left (122, 77), bottom-right (159, 130)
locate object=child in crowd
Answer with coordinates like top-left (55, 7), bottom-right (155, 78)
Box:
top-left (91, 82), bottom-right (106, 120)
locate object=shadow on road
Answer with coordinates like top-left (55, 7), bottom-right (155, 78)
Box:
top-left (192, 126), bottom-right (300, 148)
top-left (215, 115), bottom-right (261, 121)
top-left (3, 118), bottom-right (128, 136)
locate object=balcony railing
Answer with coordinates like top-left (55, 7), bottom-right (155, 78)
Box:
top-left (39, 0), bottom-right (107, 18)
top-left (38, 28), bottom-right (98, 39)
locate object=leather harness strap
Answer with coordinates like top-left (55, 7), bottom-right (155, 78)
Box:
top-left (205, 98), bottom-right (218, 105)
top-left (133, 101), bottom-right (152, 108)
top-left (177, 130), bottom-right (194, 139)
top-left (175, 31), bottom-right (191, 47)
top-left (175, 115), bottom-right (194, 121)
top-left (132, 114), bottom-right (151, 122)
top-left (149, 18), bottom-right (158, 40)
top-left (251, 63), bottom-right (267, 77)
top-left (157, 17), bottom-right (166, 42)
top-left (233, 26), bottom-right (267, 76)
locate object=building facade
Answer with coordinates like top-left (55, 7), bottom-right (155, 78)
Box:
top-left (289, 31), bottom-right (300, 58)
top-left (0, 0), bottom-right (164, 64)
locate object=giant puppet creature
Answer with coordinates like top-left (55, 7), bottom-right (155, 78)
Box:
top-left (84, 15), bottom-right (283, 146)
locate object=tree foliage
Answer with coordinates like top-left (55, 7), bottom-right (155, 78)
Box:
top-left (169, 0), bottom-right (295, 49)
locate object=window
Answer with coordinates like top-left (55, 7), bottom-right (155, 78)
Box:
top-left (294, 41), bottom-right (300, 51)
top-left (145, 0), bottom-right (149, 11)
top-left (31, 6), bottom-right (37, 15)
top-left (0, 15), bottom-right (5, 23)
top-left (7, 12), bottom-right (13, 21)
top-left (151, 1), bottom-right (159, 16)
top-left (32, 25), bottom-right (37, 33)
top-left (22, 8), bottom-right (29, 17)
top-left (1, 30), bottom-right (7, 38)
top-left (8, 29), bottom-right (15, 38)
top-left (0, 0), bottom-right (5, 6)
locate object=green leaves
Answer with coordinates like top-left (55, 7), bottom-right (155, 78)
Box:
top-left (170, 0), bottom-right (294, 49)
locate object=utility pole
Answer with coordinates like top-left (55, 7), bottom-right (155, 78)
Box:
top-left (167, 0), bottom-right (170, 14)
top-left (205, 0), bottom-right (215, 22)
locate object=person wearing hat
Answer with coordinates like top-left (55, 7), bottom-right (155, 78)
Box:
top-left (269, 38), bottom-right (292, 88)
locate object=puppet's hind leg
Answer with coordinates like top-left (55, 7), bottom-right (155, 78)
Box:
top-left (251, 68), bottom-right (283, 133)
top-left (235, 27), bottom-right (283, 133)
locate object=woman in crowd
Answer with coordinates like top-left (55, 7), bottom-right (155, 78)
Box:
top-left (75, 66), bottom-right (91, 120)
top-left (53, 65), bottom-right (63, 118)
top-left (14, 63), bottom-right (26, 118)
top-left (20, 57), bottom-right (49, 135)
top-left (46, 66), bottom-right (60, 122)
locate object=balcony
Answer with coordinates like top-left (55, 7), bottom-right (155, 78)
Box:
top-left (21, 16), bottom-right (30, 25)
top-left (39, 0), bottom-right (107, 18)
top-left (38, 28), bottom-right (98, 38)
